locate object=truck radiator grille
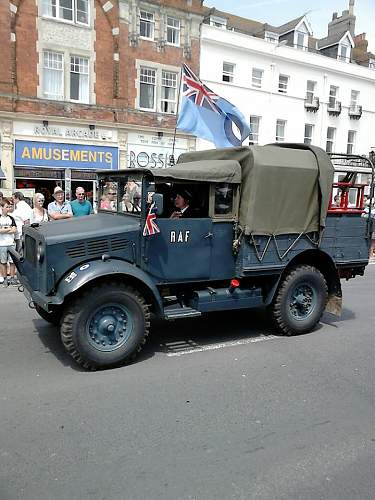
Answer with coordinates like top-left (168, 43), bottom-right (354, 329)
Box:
top-left (24, 235), bottom-right (37, 266)
top-left (66, 238), bottom-right (129, 259)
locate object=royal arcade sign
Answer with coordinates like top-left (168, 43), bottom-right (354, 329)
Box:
top-left (15, 140), bottom-right (119, 170)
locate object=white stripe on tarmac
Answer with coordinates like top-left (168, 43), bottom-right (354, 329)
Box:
top-left (166, 334), bottom-right (279, 357)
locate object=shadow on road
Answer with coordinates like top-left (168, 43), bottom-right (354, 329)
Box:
top-left (32, 304), bottom-right (356, 368)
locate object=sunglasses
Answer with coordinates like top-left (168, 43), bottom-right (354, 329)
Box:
top-left (108, 192), bottom-right (117, 195)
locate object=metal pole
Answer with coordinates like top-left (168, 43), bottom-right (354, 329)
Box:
top-left (170, 66), bottom-right (183, 166)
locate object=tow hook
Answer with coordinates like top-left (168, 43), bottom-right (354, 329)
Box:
top-left (18, 285), bottom-right (24, 293)
top-left (28, 301), bottom-right (36, 310)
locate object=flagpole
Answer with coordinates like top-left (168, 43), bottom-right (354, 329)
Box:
top-left (170, 65), bottom-right (183, 165)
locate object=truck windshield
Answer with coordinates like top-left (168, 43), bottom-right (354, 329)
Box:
top-left (98, 175), bottom-right (143, 215)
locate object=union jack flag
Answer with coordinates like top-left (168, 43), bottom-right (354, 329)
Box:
top-left (143, 203), bottom-right (160, 237)
top-left (181, 64), bottom-right (222, 115)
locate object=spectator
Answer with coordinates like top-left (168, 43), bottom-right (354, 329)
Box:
top-left (0, 198), bottom-right (17, 287)
top-left (30, 193), bottom-right (49, 224)
top-left (12, 191), bottom-right (32, 253)
top-left (71, 186), bottom-right (93, 217)
top-left (100, 185), bottom-right (117, 211)
top-left (0, 191), bottom-right (3, 215)
top-left (48, 186), bottom-right (73, 220)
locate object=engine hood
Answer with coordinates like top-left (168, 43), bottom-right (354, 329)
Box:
top-left (29, 213), bottom-right (141, 244)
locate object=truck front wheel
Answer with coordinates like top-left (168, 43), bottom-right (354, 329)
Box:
top-left (270, 265), bottom-right (327, 336)
top-left (60, 283), bottom-right (150, 370)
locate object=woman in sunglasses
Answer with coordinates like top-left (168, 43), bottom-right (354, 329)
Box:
top-left (30, 193), bottom-right (49, 224)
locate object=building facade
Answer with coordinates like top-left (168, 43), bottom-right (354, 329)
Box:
top-left (0, 0), bottom-right (204, 204)
top-left (198, 5), bottom-right (375, 157)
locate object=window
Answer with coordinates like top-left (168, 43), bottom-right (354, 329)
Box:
top-left (338, 41), bottom-right (350, 62)
top-left (295, 31), bottom-right (307, 50)
top-left (140, 10), bottom-right (154, 40)
top-left (139, 67), bottom-right (156, 110)
top-left (249, 116), bottom-right (261, 144)
top-left (166, 17), bottom-right (180, 46)
top-left (276, 119), bottom-right (286, 142)
top-left (329, 85), bottom-right (338, 108)
top-left (369, 58), bottom-right (375, 70)
top-left (350, 90), bottom-right (359, 107)
top-left (214, 184), bottom-right (234, 216)
top-left (161, 70), bottom-right (177, 113)
top-left (306, 80), bottom-right (316, 103)
top-left (252, 68), bottom-right (263, 89)
top-left (42, 0), bottom-right (89, 25)
top-left (304, 124), bottom-right (314, 145)
top-left (222, 62), bottom-right (234, 83)
top-left (278, 74), bottom-right (289, 94)
top-left (347, 130), bottom-right (356, 154)
top-left (43, 50), bottom-right (64, 100)
top-left (265, 31), bottom-right (279, 43)
top-left (326, 127), bottom-right (336, 153)
top-left (138, 66), bottom-right (178, 114)
top-left (70, 56), bottom-right (89, 102)
top-left (209, 16), bottom-right (227, 29)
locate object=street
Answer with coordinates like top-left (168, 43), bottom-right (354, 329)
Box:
top-left (1, 266), bottom-right (375, 500)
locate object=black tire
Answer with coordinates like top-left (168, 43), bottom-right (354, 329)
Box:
top-left (270, 265), bottom-right (327, 336)
top-left (60, 283), bottom-right (150, 370)
top-left (35, 305), bottom-right (62, 326)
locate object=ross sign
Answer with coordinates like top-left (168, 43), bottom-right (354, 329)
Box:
top-left (127, 133), bottom-right (189, 169)
top-left (14, 140), bottom-right (119, 170)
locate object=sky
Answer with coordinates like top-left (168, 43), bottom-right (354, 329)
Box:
top-left (207, 0), bottom-right (375, 53)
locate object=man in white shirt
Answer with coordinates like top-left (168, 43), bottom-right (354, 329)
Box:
top-left (12, 191), bottom-right (32, 252)
top-left (48, 186), bottom-right (73, 220)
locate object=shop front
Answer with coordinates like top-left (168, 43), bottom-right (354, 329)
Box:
top-left (12, 121), bottom-right (119, 208)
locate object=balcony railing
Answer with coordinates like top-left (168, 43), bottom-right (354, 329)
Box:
top-left (328, 100), bottom-right (342, 116)
top-left (304, 96), bottom-right (320, 112)
top-left (348, 104), bottom-right (362, 119)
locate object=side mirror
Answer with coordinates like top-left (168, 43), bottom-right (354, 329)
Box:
top-left (152, 193), bottom-right (164, 216)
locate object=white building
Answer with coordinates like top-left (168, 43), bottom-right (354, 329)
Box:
top-left (197, 8), bottom-right (375, 157)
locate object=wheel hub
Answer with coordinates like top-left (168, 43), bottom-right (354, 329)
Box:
top-left (87, 305), bottom-right (133, 352)
top-left (289, 284), bottom-right (316, 319)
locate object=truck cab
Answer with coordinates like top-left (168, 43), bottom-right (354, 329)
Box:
top-left (10, 144), bottom-right (374, 370)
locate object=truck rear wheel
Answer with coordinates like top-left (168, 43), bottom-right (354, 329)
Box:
top-left (270, 265), bottom-right (327, 336)
top-left (60, 283), bottom-right (150, 370)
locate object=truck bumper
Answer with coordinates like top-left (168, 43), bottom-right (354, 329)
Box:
top-left (8, 247), bottom-right (62, 312)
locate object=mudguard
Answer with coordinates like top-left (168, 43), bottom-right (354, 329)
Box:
top-left (54, 259), bottom-right (163, 315)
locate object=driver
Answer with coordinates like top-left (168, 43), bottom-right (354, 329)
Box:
top-left (170, 189), bottom-right (192, 219)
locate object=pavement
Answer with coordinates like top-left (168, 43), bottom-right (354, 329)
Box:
top-left (1, 266), bottom-right (375, 500)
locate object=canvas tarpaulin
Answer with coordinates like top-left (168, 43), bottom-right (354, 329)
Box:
top-left (152, 159), bottom-right (241, 184)
top-left (178, 144), bottom-right (334, 236)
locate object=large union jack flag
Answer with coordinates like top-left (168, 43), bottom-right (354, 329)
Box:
top-left (143, 203), bottom-right (160, 237)
top-left (181, 64), bottom-right (222, 115)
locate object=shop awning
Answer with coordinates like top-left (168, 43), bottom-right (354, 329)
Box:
top-left (0, 168), bottom-right (6, 180)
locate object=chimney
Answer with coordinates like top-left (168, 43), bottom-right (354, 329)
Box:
top-left (349, 0), bottom-right (354, 16)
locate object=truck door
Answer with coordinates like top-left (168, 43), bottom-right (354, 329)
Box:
top-left (143, 218), bottom-right (213, 281)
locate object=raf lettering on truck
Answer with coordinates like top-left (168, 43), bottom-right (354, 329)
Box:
top-left (170, 230), bottom-right (190, 243)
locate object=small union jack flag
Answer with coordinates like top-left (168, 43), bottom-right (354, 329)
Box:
top-left (143, 203), bottom-right (160, 237)
top-left (181, 63), bottom-right (222, 115)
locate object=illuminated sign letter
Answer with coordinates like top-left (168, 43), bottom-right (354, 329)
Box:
top-left (21, 147), bottom-right (31, 159)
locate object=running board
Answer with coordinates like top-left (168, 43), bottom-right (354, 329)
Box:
top-left (164, 307), bottom-right (202, 320)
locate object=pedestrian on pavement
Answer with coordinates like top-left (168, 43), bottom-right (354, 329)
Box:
top-left (48, 186), bottom-right (73, 220)
top-left (0, 198), bottom-right (17, 287)
top-left (70, 186), bottom-right (93, 217)
top-left (30, 193), bottom-right (49, 224)
top-left (0, 191), bottom-right (3, 215)
top-left (12, 191), bottom-right (32, 253)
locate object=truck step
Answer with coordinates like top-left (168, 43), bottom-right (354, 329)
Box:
top-left (164, 306), bottom-right (202, 320)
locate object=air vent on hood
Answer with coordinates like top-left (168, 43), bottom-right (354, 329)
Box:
top-left (86, 239), bottom-right (109, 255)
top-left (66, 242), bottom-right (86, 258)
top-left (110, 238), bottom-right (129, 251)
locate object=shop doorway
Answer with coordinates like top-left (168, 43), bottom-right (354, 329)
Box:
top-left (16, 179), bottom-right (64, 207)
top-left (71, 181), bottom-right (95, 206)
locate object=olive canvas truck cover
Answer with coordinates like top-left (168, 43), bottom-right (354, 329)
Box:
top-left (178, 144), bottom-right (334, 236)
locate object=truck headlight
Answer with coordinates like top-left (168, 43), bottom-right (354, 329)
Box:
top-left (37, 243), bottom-right (44, 263)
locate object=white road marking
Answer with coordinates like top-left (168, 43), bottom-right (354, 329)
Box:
top-left (165, 334), bottom-right (279, 357)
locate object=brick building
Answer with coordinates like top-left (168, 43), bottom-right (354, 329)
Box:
top-left (0, 0), bottom-right (204, 206)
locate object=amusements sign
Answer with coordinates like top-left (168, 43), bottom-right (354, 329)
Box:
top-left (15, 140), bottom-right (119, 170)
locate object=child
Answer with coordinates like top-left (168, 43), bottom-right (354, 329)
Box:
top-left (0, 198), bottom-right (17, 287)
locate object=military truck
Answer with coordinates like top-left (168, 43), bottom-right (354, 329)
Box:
top-left (10, 144), bottom-right (374, 370)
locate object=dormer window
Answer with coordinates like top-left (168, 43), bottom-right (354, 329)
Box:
top-left (209, 15), bottom-right (227, 29)
top-left (337, 33), bottom-right (352, 62)
top-left (294, 21), bottom-right (309, 50)
top-left (369, 58), bottom-right (375, 69)
top-left (265, 31), bottom-right (279, 43)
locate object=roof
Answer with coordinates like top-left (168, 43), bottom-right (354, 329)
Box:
top-left (97, 160), bottom-right (242, 184)
top-left (203, 6), bottom-right (265, 37)
top-left (318, 30), bottom-right (354, 49)
top-left (276, 15), bottom-right (305, 35)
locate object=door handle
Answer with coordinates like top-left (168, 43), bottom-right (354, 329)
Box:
top-left (204, 232), bottom-right (213, 239)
